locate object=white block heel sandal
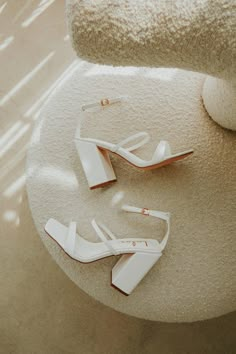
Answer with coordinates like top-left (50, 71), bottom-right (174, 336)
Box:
top-left (75, 122), bottom-right (193, 189)
top-left (44, 204), bottom-right (170, 295)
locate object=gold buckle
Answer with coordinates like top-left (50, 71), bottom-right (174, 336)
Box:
top-left (100, 98), bottom-right (110, 106)
top-left (141, 208), bottom-right (149, 216)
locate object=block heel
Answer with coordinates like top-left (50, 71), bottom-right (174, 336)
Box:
top-left (112, 252), bottom-right (162, 295)
top-left (75, 140), bottom-right (117, 189)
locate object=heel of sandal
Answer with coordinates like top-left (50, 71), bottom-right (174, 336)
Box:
top-left (76, 140), bottom-right (117, 189)
top-left (112, 252), bottom-right (162, 295)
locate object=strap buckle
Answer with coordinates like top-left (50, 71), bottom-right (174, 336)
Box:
top-left (82, 96), bottom-right (128, 112)
top-left (141, 208), bottom-right (150, 216)
top-left (100, 98), bottom-right (110, 106)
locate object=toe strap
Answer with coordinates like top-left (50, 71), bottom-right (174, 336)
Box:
top-left (152, 140), bottom-right (172, 162)
top-left (64, 221), bottom-right (77, 256)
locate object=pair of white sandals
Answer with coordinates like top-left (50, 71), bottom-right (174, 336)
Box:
top-left (45, 97), bottom-right (193, 295)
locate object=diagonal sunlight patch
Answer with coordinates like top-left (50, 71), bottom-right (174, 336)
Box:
top-left (28, 166), bottom-right (78, 189)
top-left (85, 65), bottom-right (139, 77)
top-left (24, 59), bottom-right (82, 118)
top-left (13, 0), bottom-right (35, 23)
top-left (0, 145), bottom-right (27, 181)
top-left (21, 0), bottom-right (56, 27)
top-left (64, 34), bottom-right (70, 41)
top-left (3, 210), bottom-right (18, 222)
top-left (0, 121), bottom-right (22, 150)
top-left (0, 35), bottom-right (14, 51)
top-left (0, 122), bottom-right (30, 158)
top-left (111, 191), bottom-right (125, 207)
top-left (143, 68), bottom-right (178, 81)
top-left (0, 1), bottom-right (7, 14)
top-left (3, 175), bottom-right (25, 198)
top-left (0, 51), bottom-right (55, 106)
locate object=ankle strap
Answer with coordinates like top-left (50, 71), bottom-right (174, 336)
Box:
top-left (121, 204), bottom-right (170, 251)
top-left (122, 205), bottom-right (170, 221)
top-left (81, 96), bottom-right (127, 112)
top-left (76, 96), bottom-right (128, 138)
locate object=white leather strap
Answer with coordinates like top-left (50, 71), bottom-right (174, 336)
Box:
top-left (77, 96), bottom-right (128, 138)
top-left (122, 205), bottom-right (170, 221)
top-left (113, 132), bottom-right (150, 153)
top-left (64, 221), bottom-right (77, 256)
top-left (152, 140), bottom-right (171, 162)
top-left (91, 219), bottom-right (118, 255)
top-left (160, 218), bottom-right (170, 250)
top-left (121, 205), bottom-right (170, 251)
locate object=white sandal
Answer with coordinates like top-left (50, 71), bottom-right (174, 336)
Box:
top-left (44, 204), bottom-right (170, 295)
top-left (75, 123), bottom-right (193, 189)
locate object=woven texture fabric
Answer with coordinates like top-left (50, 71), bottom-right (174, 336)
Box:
top-left (66, 0), bottom-right (236, 130)
top-left (26, 62), bottom-right (236, 322)
top-left (66, 0), bottom-right (235, 79)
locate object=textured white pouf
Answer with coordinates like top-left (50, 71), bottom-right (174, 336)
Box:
top-left (66, 0), bottom-right (236, 130)
top-left (26, 61), bottom-right (236, 322)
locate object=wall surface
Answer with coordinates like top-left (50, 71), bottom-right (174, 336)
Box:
top-left (0, 1), bottom-right (236, 353)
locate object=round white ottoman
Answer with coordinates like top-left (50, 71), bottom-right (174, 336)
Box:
top-left (26, 61), bottom-right (236, 322)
